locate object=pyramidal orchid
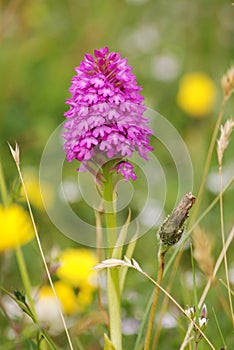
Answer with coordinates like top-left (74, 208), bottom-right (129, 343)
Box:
top-left (63, 46), bottom-right (153, 181)
top-left (63, 48), bottom-right (153, 350)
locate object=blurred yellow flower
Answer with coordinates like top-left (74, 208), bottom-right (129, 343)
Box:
top-left (35, 248), bottom-right (98, 321)
top-left (77, 287), bottom-right (94, 310)
top-left (56, 248), bottom-right (97, 288)
top-left (37, 279), bottom-right (94, 316)
top-left (54, 281), bottom-right (78, 314)
top-left (35, 285), bottom-right (68, 335)
top-left (177, 72), bottom-right (217, 118)
top-left (20, 168), bottom-right (53, 211)
top-left (0, 204), bottom-right (34, 252)
top-left (41, 282), bottom-right (79, 315)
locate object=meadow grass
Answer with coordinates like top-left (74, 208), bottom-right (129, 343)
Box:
top-left (0, 67), bottom-right (233, 349)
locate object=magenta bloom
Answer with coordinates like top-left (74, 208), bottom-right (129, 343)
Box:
top-left (63, 47), bottom-right (153, 181)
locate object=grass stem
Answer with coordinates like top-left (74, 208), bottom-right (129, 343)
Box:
top-left (0, 160), bottom-right (9, 206)
top-left (189, 97), bottom-right (226, 227)
top-left (9, 143), bottom-right (74, 350)
top-left (218, 165), bottom-right (234, 325)
top-left (144, 250), bottom-right (165, 350)
top-left (180, 226), bottom-right (234, 349)
top-left (15, 245), bottom-right (37, 320)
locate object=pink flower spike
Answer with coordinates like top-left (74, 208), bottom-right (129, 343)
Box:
top-left (63, 47), bottom-right (153, 182)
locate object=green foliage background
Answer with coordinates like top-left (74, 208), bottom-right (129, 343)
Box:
top-left (0, 0), bottom-right (233, 349)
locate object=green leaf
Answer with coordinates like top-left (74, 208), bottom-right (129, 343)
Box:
top-left (14, 289), bottom-right (26, 303)
top-left (112, 209), bottom-right (131, 259)
top-left (103, 333), bottom-right (116, 350)
top-left (120, 230), bottom-right (139, 293)
top-left (0, 286), bottom-right (35, 321)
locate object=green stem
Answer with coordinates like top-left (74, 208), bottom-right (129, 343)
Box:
top-left (144, 249), bottom-right (166, 350)
top-left (103, 167), bottom-right (116, 251)
top-left (189, 97), bottom-right (226, 227)
top-left (0, 158), bottom-right (58, 349)
top-left (15, 245), bottom-right (37, 321)
top-left (0, 160), bottom-right (35, 314)
top-left (0, 159), bottom-right (34, 313)
top-left (102, 167), bottom-right (122, 350)
top-left (219, 165), bottom-right (234, 326)
top-left (0, 160), bottom-right (9, 206)
top-left (190, 244), bottom-right (198, 315)
top-left (15, 248), bottom-right (53, 350)
top-left (106, 269), bottom-right (122, 350)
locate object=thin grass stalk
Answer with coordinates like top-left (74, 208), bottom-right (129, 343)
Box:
top-left (164, 176), bottom-right (233, 278)
top-left (15, 245), bottom-right (37, 320)
top-left (0, 157), bottom-right (38, 338)
top-left (180, 226), bottom-right (234, 349)
top-left (151, 178), bottom-right (233, 349)
top-left (95, 257), bottom-right (216, 349)
top-left (218, 165), bottom-right (234, 325)
top-left (148, 178), bottom-right (233, 349)
top-left (145, 193), bottom-right (196, 349)
top-left (144, 250), bottom-right (165, 350)
top-left (134, 293), bottom-right (153, 350)
top-left (0, 160), bottom-right (9, 206)
top-left (212, 307), bottom-right (226, 348)
top-left (219, 279), bottom-right (234, 296)
top-left (190, 244), bottom-right (199, 313)
top-left (189, 97), bottom-right (226, 227)
top-left (75, 337), bottom-right (85, 350)
top-left (199, 226), bottom-right (234, 306)
top-left (152, 254), bottom-right (178, 349)
top-left (119, 230), bottom-right (138, 293)
top-left (136, 263), bottom-right (216, 350)
top-left (9, 143), bottom-right (74, 350)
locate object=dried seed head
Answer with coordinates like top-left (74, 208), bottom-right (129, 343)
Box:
top-left (8, 142), bottom-right (20, 166)
top-left (221, 66), bottom-right (234, 99)
top-left (193, 226), bottom-right (214, 279)
top-left (158, 192), bottom-right (195, 252)
top-left (217, 119), bottom-right (234, 166)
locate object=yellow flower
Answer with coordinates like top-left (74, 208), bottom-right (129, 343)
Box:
top-left (37, 280), bottom-right (93, 316)
top-left (54, 281), bottom-right (79, 315)
top-left (37, 283), bottom-right (77, 316)
top-left (77, 287), bottom-right (94, 310)
top-left (0, 204), bottom-right (34, 252)
top-left (20, 168), bottom-right (54, 211)
top-left (177, 72), bottom-right (217, 118)
top-left (35, 282), bottom-right (77, 333)
top-left (56, 248), bottom-right (97, 288)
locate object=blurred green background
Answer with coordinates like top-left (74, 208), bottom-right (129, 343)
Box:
top-left (0, 0), bottom-right (234, 349)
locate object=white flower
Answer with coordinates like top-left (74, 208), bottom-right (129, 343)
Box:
top-left (198, 316), bottom-right (208, 330)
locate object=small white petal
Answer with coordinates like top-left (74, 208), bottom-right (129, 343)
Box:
top-left (198, 317), bottom-right (207, 328)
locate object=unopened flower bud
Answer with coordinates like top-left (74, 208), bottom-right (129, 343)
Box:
top-left (185, 305), bottom-right (196, 320)
top-left (158, 192), bottom-right (195, 252)
top-left (200, 303), bottom-right (207, 319)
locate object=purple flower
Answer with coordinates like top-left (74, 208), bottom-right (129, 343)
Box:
top-left (63, 47), bottom-right (153, 181)
top-left (115, 161), bottom-right (137, 182)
